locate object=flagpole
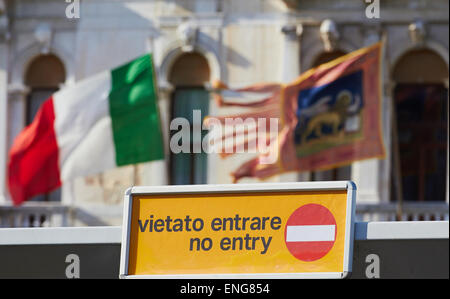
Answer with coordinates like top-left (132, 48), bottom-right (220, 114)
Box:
top-left (0, 39), bottom-right (8, 204)
top-left (391, 90), bottom-right (404, 220)
top-left (381, 32), bottom-right (404, 221)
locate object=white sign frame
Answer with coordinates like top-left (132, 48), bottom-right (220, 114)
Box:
top-left (119, 181), bottom-right (356, 279)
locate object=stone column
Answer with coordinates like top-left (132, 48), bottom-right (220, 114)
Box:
top-left (0, 10), bottom-right (9, 203)
top-left (445, 79), bottom-right (449, 204)
top-left (4, 85), bottom-right (30, 204)
top-left (280, 23), bottom-right (303, 82)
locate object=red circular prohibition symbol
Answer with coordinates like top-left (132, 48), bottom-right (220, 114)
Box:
top-left (284, 204), bottom-right (337, 262)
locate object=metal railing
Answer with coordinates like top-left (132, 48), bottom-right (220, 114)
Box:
top-left (0, 201), bottom-right (449, 228)
top-left (0, 202), bottom-right (71, 227)
top-left (355, 201), bottom-right (449, 222)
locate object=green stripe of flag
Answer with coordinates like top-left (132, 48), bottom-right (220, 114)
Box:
top-left (108, 54), bottom-right (164, 166)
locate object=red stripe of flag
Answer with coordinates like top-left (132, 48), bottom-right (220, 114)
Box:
top-left (7, 97), bottom-right (61, 205)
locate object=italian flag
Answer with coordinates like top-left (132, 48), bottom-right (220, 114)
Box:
top-left (8, 54), bottom-right (165, 205)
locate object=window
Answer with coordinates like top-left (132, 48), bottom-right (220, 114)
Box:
top-left (24, 54), bottom-right (66, 201)
top-left (168, 52), bottom-right (210, 185)
top-left (391, 49), bottom-right (448, 202)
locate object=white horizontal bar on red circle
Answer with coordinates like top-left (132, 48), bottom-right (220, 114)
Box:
top-left (286, 225), bottom-right (336, 242)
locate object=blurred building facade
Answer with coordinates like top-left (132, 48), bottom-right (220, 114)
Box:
top-left (0, 0), bottom-right (448, 226)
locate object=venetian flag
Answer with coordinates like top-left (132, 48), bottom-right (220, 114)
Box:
top-left (8, 54), bottom-right (165, 205)
top-left (206, 42), bottom-right (385, 182)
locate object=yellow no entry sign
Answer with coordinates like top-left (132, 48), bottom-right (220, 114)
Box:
top-left (119, 182), bottom-right (356, 278)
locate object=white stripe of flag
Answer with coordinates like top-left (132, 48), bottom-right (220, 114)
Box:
top-left (286, 225), bottom-right (336, 242)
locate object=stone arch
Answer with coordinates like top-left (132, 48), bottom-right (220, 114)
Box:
top-left (390, 41), bottom-right (449, 80)
top-left (302, 38), bottom-right (358, 71)
top-left (158, 40), bottom-right (221, 90)
top-left (168, 52), bottom-right (210, 87)
top-left (25, 53), bottom-right (66, 88)
top-left (9, 42), bottom-right (74, 87)
top-left (391, 44), bottom-right (449, 84)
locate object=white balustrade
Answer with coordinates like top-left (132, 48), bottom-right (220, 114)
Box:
top-left (0, 201), bottom-right (448, 227)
